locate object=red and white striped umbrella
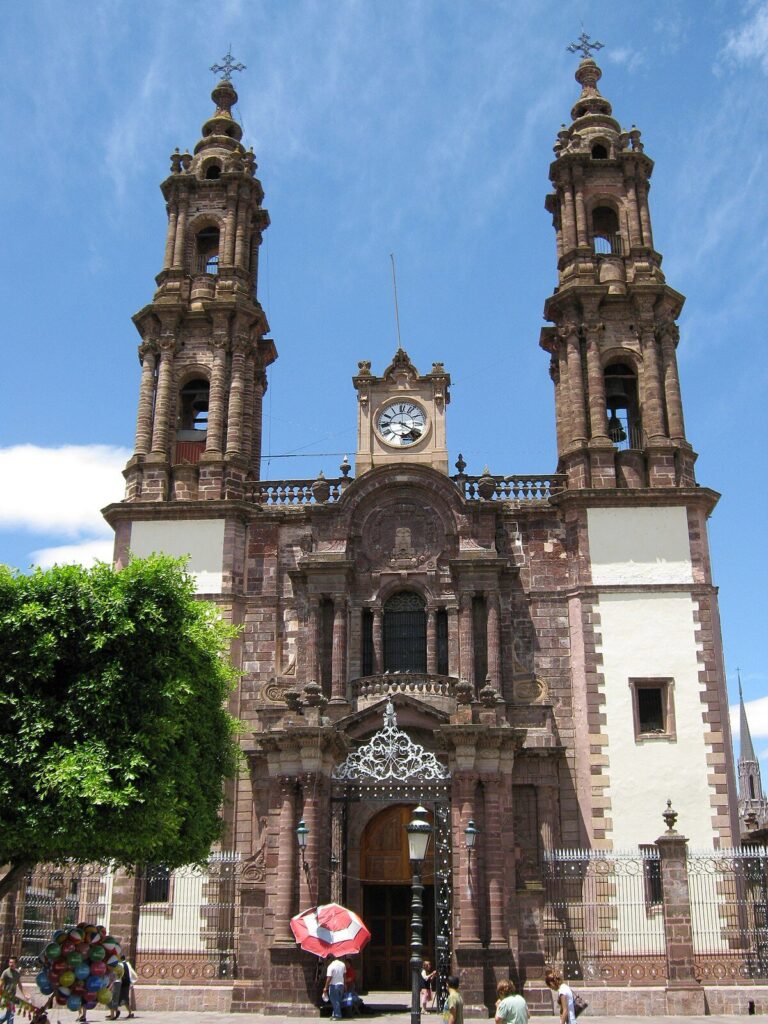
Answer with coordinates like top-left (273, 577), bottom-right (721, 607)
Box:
top-left (290, 903), bottom-right (371, 958)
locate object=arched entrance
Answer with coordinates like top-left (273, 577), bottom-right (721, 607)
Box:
top-left (360, 804), bottom-right (434, 990)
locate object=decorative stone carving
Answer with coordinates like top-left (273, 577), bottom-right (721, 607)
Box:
top-left (454, 679), bottom-right (473, 705)
top-left (363, 501), bottom-right (444, 568)
top-left (512, 675), bottom-right (548, 704)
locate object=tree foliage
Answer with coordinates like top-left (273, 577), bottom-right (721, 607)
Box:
top-left (0, 555), bottom-right (240, 898)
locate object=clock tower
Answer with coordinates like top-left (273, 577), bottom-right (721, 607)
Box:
top-left (353, 348), bottom-right (451, 474)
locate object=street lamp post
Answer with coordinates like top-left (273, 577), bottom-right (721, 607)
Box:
top-left (405, 805), bottom-right (432, 1024)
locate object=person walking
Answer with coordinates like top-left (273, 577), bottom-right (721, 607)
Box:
top-left (495, 980), bottom-right (528, 1024)
top-left (0, 958), bottom-right (26, 1024)
top-left (442, 975), bottom-right (463, 1024)
top-left (420, 960), bottom-right (437, 1012)
top-left (323, 955), bottom-right (346, 1020)
top-left (107, 956), bottom-right (136, 1020)
top-left (544, 970), bottom-right (575, 1024)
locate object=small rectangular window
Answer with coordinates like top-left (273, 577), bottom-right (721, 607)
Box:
top-left (630, 678), bottom-right (675, 742)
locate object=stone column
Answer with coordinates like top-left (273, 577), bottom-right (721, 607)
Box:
top-left (150, 341), bottom-right (175, 456)
top-left (234, 191), bottom-right (248, 268)
top-left (274, 778), bottom-right (297, 941)
top-left (573, 167), bottom-right (587, 247)
top-left (624, 173), bottom-right (643, 248)
top-left (556, 341), bottom-right (572, 450)
top-left (550, 357), bottom-right (567, 457)
top-left (584, 323), bottom-right (609, 442)
top-left (660, 324), bottom-right (686, 442)
top-left (306, 598), bottom-right (320, 684)
top-left (226, 340), bottom-right (247, 457)
top-left (560, 185), bottom-right (577, 252)
top-left (426, 608), bottom-right (438, 675)
top-left (331, 597), bottom-right (347, 701)
top-left (458, 594), bottom-right (474, 689)
top-left (447, 606), bottom-right (459, 678)
top-left (483, 777), bottom-right (506, 945)
top-left (454, 773), bottom-right (481, 945)
top-left (637, 180), bottom-right (654, 249)
top-left (486, 592), bottom-right (500, 690)
top-left (372, 608), bottom-right (383, 674)
top-left (108, 869), bottom-right (143, 963)
top-left (134, 343), bottom-right (157, 455)
top-left (172, 196), bottom-right (188, 269)
top-left (223, 187), bottom-right (237, 265)
top-left (638, 324), bottom-right (666, 441)
top-left (252, 372), bottom-right (266, 477)
top-left (163, 208), bottom-right (178, 270)
top-left (656, 822), bottom-right (705, 1013)
top-left (206, 339), bottom-right (229, 454)
top-left (562, 324), bottom-right (588, 444)
top-left (241, 351), bottom-right (256, 462)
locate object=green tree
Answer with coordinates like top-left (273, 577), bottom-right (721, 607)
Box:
top-left (0, 555), bottom-right (240, 900)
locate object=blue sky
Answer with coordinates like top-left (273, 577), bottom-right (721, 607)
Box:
top-left (1, 1), bottom-right (766, 751)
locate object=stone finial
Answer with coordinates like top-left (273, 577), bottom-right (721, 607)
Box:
top-left (357, 360), bottom-right (372, 376)
top-left (454, 679), bottom-right (473, 705)
top-left (479, 678), bottom-right (500, 707)
top-left (170, 148), bottom-right (182, 174)
top-left (311, 470), bottom-right (331, 503)
top-left (340, 455), bottom-right (351, 478)
top-left (284, 689), bottom-right (303, 713)
top-left (662, 798), bottom-right (678, 834)
top-left (180, 150), bottom-right (193, 172)
top-left (303, 681), bottom-right (327, 709)
top-left (477, 466), bottom-right (497, 499)
top-left (455, 453), bottom-right (467, 476)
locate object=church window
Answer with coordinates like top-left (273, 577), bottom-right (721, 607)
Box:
top-left (383, 591), bottom-right (426, 673)
top-left (195, 226), bottom-right (220, 274)
top-left (750, 777), bottom-right (756, 800)
top-left (436, 608), bottom-right (449, 675)
top-left (361, 608), bottom-right (374, 676)
top-left (604, 363), bottom-right (641, 450)
top-left (591, 205), bottom-right (621, 255)
top-left (143, 865), bottom-right (171, 904)
top-left (630, 678), bottom-right (675, 741)
top-left (177, 378), bottom-right (209, 435)
top-left (591, 143), bottom-right (608, 160)
top-left (472, 596), bottom-right (488, 686)
top-left (204, 162), bottom-right (221, 180)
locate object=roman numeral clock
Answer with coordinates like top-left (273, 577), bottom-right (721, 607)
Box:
top-left (353, 348), bottom-right (451, 474)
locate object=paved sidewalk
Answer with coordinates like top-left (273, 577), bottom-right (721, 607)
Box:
top-left (83, 1014), bottom-right (755, 1024)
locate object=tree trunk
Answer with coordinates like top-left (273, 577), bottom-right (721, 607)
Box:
top-left (0, 860), bottom-right (32, 901)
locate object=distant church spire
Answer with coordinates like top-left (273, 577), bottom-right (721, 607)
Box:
top-left (737, 670), bottom-right (767, 836)
top-left (739, 670), bottom-right (757, 763)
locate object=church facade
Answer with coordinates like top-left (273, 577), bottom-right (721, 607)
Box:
top-left (102, 53), bottom-right (748, 1015)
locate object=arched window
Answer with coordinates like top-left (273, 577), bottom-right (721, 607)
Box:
top-left (592, 206), bottom-right (621, 255)
top-left (383, 592), bottom-right (426, 672)
top-left (750, 776), bottom-right (756, 800)
top-left (195, 226), bottom-right (220, 274)
top-left (604, 363), bottom-right (641, 449)
top-left (591, 143), bottom-right (608, 160)
top-left (204, 163), bottom-right (221, 180)
top-left (177, 378), bottom-right (209, 437)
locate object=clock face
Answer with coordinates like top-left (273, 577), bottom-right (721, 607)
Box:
top-left (377, 401), bottom-right (427, 447)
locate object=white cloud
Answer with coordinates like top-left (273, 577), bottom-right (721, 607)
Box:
top-left (0, 445), bottom-right (128, 537)
top-left (606, 47), bottom-right (645, 73)
top-left (720, 2), bottom-right (768, 73)
top-left (730, 695), bottom-right (768, 740)
top-left (32, 539), bottom-right (115, 569)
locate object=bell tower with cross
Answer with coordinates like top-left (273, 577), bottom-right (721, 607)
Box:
top-left (539, 35), bottom-right (694, 489)
top-left (123, 50), bottom-right (276, 506)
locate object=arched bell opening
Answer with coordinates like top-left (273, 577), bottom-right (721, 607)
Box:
top-left (592, 205), bottom-right (621, 255)
top-left (195, 226), bottom-right (220, 275)
top-left (604, 363), bottom-right (641, 449)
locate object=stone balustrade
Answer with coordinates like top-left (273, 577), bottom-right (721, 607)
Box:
top-left (351, 672), bottom-right (456, 700)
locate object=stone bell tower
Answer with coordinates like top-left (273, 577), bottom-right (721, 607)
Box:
top-left (123, 68), bottom-right (276, 505)
top-left (539, 49), bottom-right (693, 489)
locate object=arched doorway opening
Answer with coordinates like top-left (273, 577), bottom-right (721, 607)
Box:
top-left (383, 592), bottom-right (427, 672)
top-left (360, 804), bottom-right (434, 991)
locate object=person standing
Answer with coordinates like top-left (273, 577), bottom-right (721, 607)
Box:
top-left (420, 960), bottom-right (437, 1012)
top-left (323, 955), bottom-right (346, 1020)
top-left (495, 980), bottom-right (528, 1024)
top-left (0, 958), bottom-right (26, 1024)
top-left (442, 975), bottom-right (463, 1024)
top-left (544, 970), bottom-right (575, 1024)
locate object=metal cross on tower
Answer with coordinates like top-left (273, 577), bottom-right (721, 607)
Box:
top-left (566, 31), bottom-right (604, 60)
top-left (210, 47), bottom-right (246, 81)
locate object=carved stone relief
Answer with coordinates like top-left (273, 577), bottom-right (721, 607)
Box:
top-left (362, 501), bottom-right (445, 568)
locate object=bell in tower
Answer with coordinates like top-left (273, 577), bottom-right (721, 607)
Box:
top-left (123, 57), bottom-right (277, 504)
top-left (539, 39), bottom-right (694, 490)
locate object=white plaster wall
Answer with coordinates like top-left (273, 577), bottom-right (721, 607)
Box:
top-left (596, 591), bottom-right (714, 848)
top-left (129, 520), bottom-right (225, 594)
top-left (588, 506), bottom-right (693, 585)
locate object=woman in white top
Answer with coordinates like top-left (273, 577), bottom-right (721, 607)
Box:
top-left (544, 970), bottom-right (575, 1024)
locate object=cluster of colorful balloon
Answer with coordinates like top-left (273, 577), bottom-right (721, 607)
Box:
top-left (36, 924), bottom-right (122, 1013)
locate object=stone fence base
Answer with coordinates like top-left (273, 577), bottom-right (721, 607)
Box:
top-left (134, 983), bottom-right (233, 1012)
